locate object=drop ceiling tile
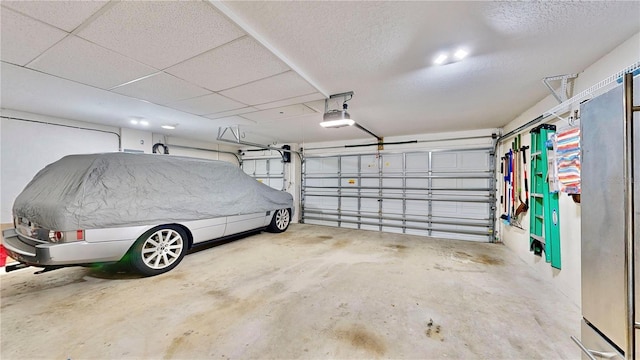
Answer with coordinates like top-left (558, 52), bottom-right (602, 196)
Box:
top-left (219, 71), bottom-right (317, 105)
top-left (166, 37), bottom-right (290, 91)
top-left (76, 1), bottom-right (245, 69)
top-left (170, 94), bottom-right (246, 115)
top-left (204, 107), bottom-right (259, 119)
top-left (111, 72), bottom-right (211, 105)
top-left (242, 104), bottom-right (317, 123)
top-left (2, 1), bottom-right (109, 32)
top-left (0, 7), bottom-right (68, 66)
top-left (212, 115), bottom-right (258, 127)
top-left (28, 35), bottom-right (157, 89)
top-left (303, 99), bottom-right (327, 113)
top-left (254, 92), bottom-right (326, 110)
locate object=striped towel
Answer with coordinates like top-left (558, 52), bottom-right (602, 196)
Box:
top-left (555, 127), bottom-right (581, 194)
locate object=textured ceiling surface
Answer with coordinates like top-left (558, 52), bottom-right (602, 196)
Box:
top-left (1, 1), bottom-right (639, 145)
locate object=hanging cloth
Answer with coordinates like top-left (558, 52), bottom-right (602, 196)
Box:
top-left (554, 127), bottom-right (581, 194)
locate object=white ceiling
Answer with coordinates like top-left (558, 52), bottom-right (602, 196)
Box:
top-left (1, 1), bottom-right (639, 145)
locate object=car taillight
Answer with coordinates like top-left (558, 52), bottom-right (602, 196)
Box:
top-left (49, 231), bottom-right (64, 242)
top-left (48, 230), bottom-right (85, 242)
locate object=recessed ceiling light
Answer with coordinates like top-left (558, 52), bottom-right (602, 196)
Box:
top-left (433, 53), bottom-right (448, 65)
top-left (130, 119), bottom-right (138, 125)
top-left (454, 48), bottom-right (469, 60)
top-left (161, 125), bottom-right (176, 130)
top-left (139, 120), bottom-right (149, 126)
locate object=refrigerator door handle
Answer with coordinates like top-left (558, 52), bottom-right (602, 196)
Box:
top-left (571, 336), bottom-right (619, 359)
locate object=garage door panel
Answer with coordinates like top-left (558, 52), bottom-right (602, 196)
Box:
top-left (406, 178), bottom-right (428, 188)
top-left (341, 197), bottom-right (359, 211)
top-left (381, 154), bottom-right (402, 173)
top-left (306, 195), bottom-right (338, 209)
top-left (242, 157), bottom-right (284, 191)
top-left (269, 178), bottom-right (284, 190)
top-left (341, 156), bottom-right (359, 173)
top-left (382, 178), bottom-right (403, 189)
top-left (307, 178), bottom-right (338, 188)
top-left (459, 202), bottom-right (490, 218)
top-left (432, 178), bottom-right (456, 188)
top-left (306, 157), bottom-right (338, 173)
top-left (361, 178), bottom-right (379, 193)
top-left (269, 159), bottom-right (283, 174)
top-left (341, 177), bottom-right (360, 188)
top-left (254, 159), bottom-right (268, 174)
top-left (242, 160), bottom-right (256, 175)
top-left (360, 224), bottom-right (379, 231)
top-left (460, 151), bottom-right (489, 169)
top-left (360, 155), bottom-right (379, 173)
top-left (340, 221), bottom-right (359, 229)
top-left (432, 153), bottom-right (457, 169)
top-left (406, 199), bottom-right (427, 214)
top-left (360, 198), bottom-right (379, 211)
top-left (431, 230), bottom-right (486, 242)
top-left (382, 223), bottom-right (404, 234)
top-left (406, 153), bottom-right (429, 171)
top-left (302, 148), bottom-right (493, 241)
top-left (382, 199), bottom-right (403, 213)
top-left (460, 178), bottom-right (490, 188)
top-left (431, 201), bottom-right (458, 215)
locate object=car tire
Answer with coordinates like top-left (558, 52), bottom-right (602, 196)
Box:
top-left (128, 225), bottom-right (188, 276)
top-left (267, 208), bottom-right (291, 233)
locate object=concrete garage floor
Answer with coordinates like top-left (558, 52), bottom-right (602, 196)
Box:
top-left (1, 224), bottom-right (580, 359)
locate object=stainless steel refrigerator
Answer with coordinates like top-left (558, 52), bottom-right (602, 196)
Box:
top-left (575, 73), bottom-right (639, 359)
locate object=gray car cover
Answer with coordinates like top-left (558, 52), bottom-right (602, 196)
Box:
top-left (13, 153), bottom-right (293, 231)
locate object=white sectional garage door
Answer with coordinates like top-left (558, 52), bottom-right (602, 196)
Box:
top-left (302, 148), bottom-right (495, 241)
top-left (242, 157), bottom-right (285, 190)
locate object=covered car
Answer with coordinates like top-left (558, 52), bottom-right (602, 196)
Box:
top-left (3, 152), bottom-right (293, 275)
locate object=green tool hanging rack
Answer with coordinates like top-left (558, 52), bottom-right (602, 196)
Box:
top-left (529, 124), bottom-right (561, 269)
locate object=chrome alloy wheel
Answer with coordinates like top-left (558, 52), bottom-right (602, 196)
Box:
top-left (141, 229), bottom-right (184, 270)
top-left (274, 209), bottom-right (290, 231)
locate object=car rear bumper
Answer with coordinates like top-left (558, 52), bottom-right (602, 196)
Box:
top-left (2, 228), bottom-right (133, 266)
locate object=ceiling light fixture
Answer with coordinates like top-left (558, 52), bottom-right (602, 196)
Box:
top-left (139, 120), bottom-right (149, 126)
top-left (320, 91), bottom-right (355, 128)
top-left (320, 118), bottom-right (355, 128)
top-left (433, 53), bottom-right (448, 65)
top-left (130, 119), bottom-right (139, 125)
top-left (433, 47), bottom-right (471, 66)
top-left (320, 92), bottom-right (383, 147)
top-left (454, 48), bottom-right (469, 60)
top-left (321, 92), bottom-right (356, 129)
top-left (161, 124), bottom-right (176, 130)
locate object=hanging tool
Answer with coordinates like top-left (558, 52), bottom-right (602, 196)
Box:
top-left (500, 156), bottom-right (504, 208)
top-left (511, 136), bottom-right (518, 217)
top-left (501, 152), bottom-right (508, 221)
top-left (508, 148), bottom-right (514, 222)
top-left (503, 153), bottom-right (509, 214)
top-left (512, 147), bottom-right (516, 220)
top-left (516, 145), bottom-right (530, 215)
top-left (516, 135), bottom-right (522, 207)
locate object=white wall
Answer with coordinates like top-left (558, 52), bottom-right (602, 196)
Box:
top-left (121, 128), bottom-right (152, 153)
top-left (151, 134), bottom-right (241, 165)
top-left (498, 31), bottom-right (640, 307)
top-left (0, 110), bottom-right (120, 223)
